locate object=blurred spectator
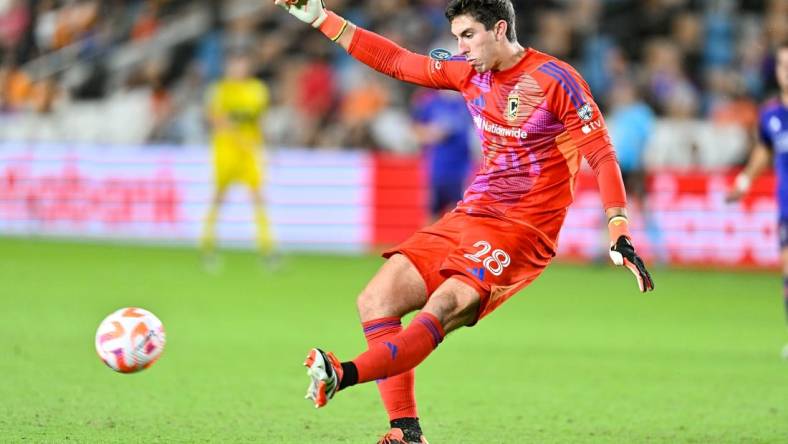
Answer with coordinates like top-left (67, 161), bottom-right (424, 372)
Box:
top-left (671, 11), bottom-right (703, 86)
top-left (0, 61), bottom-right (26, 111)
top-left (642, 38), bottom-right (700, 116)
top-left (130, 1), bottom-right (160, 42)
top-left (265, 59), bottom-right (309, 148)
top-left (607, 79), bottom-right (655, 206)
top-left (0, 0), bottom-right (30, 55)
top-left (19, 73), bottom-right (66, 141)
top-left (52, 0), bottom-right (99, 50)
top-left (29, 74), bottom-right (62, 114)
top-left (168, 61), bottom-right (208, 145)
top-left (532, 8), bottom-right (575, 61)
top-left (145, 60), bottom-right (175, 143)
top-left (706, 68), bottom-right (759, 131)
top-left (254, 31), bottom-right (287, 83)
top-left (295, 35), bottom-right (337, 146)
top-left (765, 0), bottom-right (788, 49)
top-left (702, 0), bottom-right (736, 70)
top-left (326, 70), bottom-right (389, 149)
top-left (34, 0), bottom-right (58, 54)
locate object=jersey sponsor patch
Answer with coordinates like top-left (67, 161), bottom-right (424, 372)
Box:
top-left (429, 48), bottom-right (452, 61)
top-left (581, 118), bottom-right (604, 134)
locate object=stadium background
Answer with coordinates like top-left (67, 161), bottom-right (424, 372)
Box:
top-left (2, 1), bottom-right (788, 443)
top-left (1, 0), bottom-right (786, 266)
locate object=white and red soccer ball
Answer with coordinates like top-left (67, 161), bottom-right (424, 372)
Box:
top-left (95, 307), bottom-right (166, 373)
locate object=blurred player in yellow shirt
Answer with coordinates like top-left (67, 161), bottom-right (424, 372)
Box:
top-left (201, 51), bottom-right (274, 266)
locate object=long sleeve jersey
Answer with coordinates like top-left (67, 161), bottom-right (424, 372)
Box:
top-left (348, 28), bottom-right (626, 243)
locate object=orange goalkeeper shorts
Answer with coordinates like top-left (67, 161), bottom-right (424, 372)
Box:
top-left (383, 211), bottom-right (560, 324)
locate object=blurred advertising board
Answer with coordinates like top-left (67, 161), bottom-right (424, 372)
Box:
top-left (0, 143), bottom-right (778, 267)
top-left (0, 143), bottom-right (377, 253)
top-left (560, 170), bottom-right (778, 268)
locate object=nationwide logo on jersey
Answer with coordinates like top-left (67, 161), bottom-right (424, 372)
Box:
top-left (473, 115), bottom-right (528, 139)
top-left (577, 102), bottom-right (594, 121)
top-left (506, 91), bottom-right (520, 121)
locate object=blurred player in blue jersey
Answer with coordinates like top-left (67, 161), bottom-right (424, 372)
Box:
top-left (726, 41), bottom-right (788, 358)
top-left (411, 89), bottom-right (473, 219)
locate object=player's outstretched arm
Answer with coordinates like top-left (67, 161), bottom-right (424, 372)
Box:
top-left (274, 0), bottom-right (355, 49)
top-left (532, 59), bottom-right (654, 292)
top-left (579, 134), bottom-right (654, 292)
top-left (607, 212), bottom-right (655, 293)
top-left (274, 0), bottom-right (466, 90)
top-left (725, 143), bottom-right (772, 203)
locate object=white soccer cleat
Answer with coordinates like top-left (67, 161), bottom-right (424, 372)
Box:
top-left (303, 348), bottom-right (343, 408)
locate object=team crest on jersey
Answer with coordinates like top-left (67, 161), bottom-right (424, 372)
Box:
top-left (506, 91), bottom-right (520, 121)
top-left (429, 48), bottom-right (452, 61)
top-left (577, 102), bottom-right (594, 121)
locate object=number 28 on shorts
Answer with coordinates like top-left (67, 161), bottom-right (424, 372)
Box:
top-left (463, 240), bottom-right (511, 277)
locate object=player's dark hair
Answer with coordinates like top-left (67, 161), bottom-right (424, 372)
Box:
top-left (445, 0), bottom-right (517, 43)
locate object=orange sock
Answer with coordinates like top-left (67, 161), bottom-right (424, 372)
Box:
top-left (362, 317), bottom-right (418, 420)
top-left (353, 313), bottom-right (444, 384)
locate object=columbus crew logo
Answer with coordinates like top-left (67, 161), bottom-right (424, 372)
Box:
top-left (506, 91), bottom-right (520, 121)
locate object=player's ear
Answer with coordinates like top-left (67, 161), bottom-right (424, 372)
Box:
top-left (494, 20), bottom-right (507, 42)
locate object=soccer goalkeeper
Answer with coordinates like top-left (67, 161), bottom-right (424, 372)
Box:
top-left (275, 1), bottom-right (655, 442)
top-left (201, 51), bottom-right (275, 267)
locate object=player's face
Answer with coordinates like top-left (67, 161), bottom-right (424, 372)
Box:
top-left (226, 56), bottom-right (251, 80)
top-left (451, 15), bottom-right (502, 73)
top-left (777, 48), bottom-right (788, 93)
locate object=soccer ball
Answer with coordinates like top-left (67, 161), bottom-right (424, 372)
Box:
top-left (95, 307), bottom-right (166, 373)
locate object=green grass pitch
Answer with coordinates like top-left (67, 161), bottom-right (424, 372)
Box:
top-left (1, 237), bottom-right (787, 443)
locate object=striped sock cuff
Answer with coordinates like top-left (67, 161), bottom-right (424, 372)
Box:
top-left (362, 317), bottom-right (402, 341)
top-left (414, 312), bottom-right (444, 348)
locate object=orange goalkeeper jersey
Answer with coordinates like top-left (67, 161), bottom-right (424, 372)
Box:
top-left (348, 29), bottom-right (626, 245)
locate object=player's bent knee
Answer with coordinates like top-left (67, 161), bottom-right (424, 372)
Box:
top-left (356, 288), bottom-right (389, 320)
top-left (356, 287), bottom-right (423, 321)
top-left (356, 254), bottom-right (428, 321)
top-left (424, 277), bottom-right (481, 333)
